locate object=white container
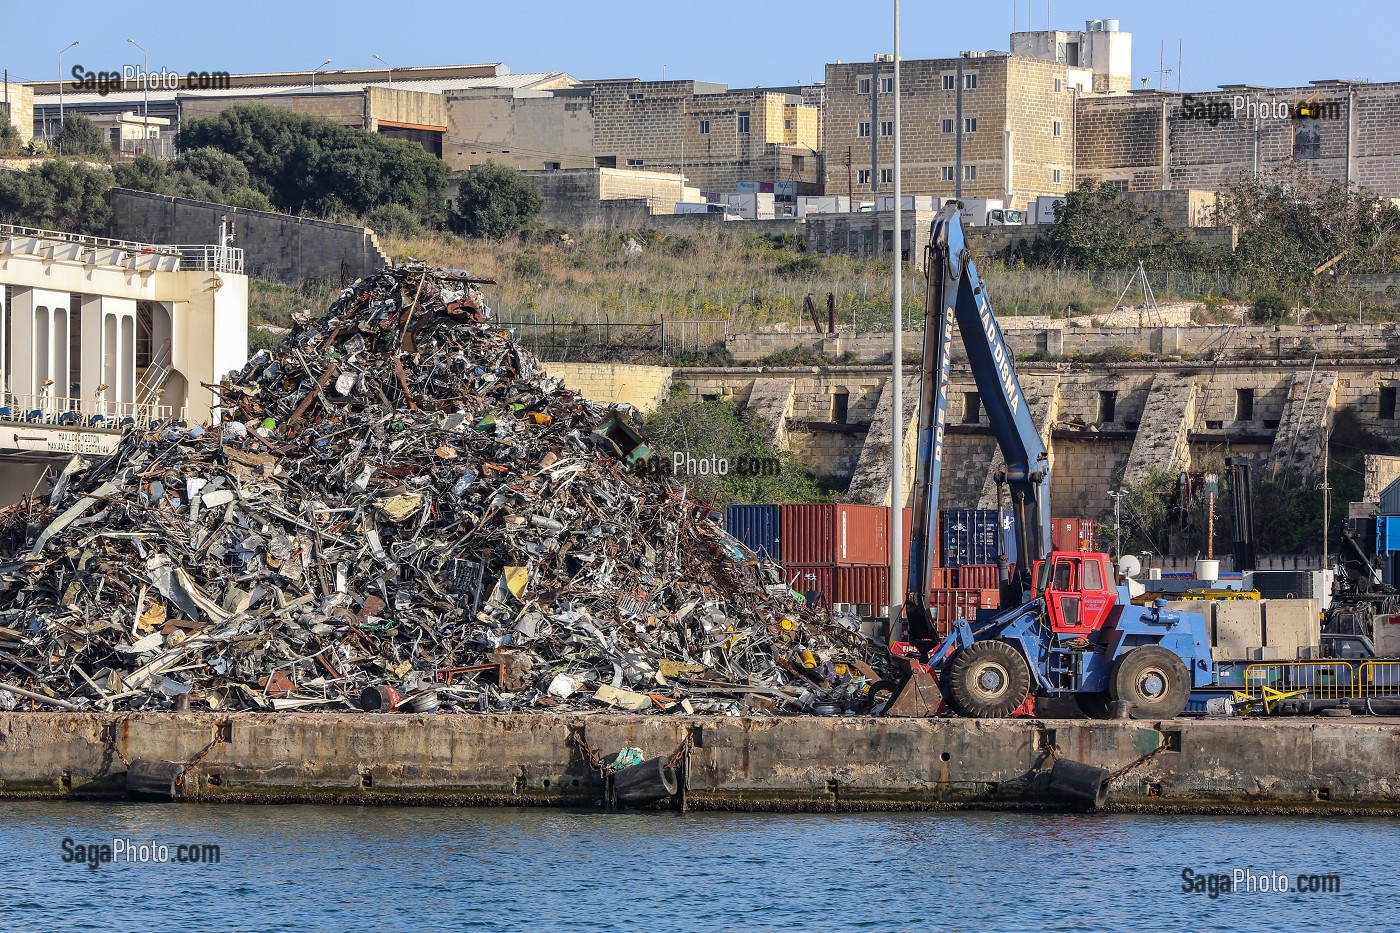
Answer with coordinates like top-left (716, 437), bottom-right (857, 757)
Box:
top-left (875, 195), bottom-right (937, 213)
top-left (724, 192), bottom-right (776, 220)
top-left (1195, 559), bottom-right (1220, 582)
top-left (957, 197), bottom-right (1004, 226)
top-left (1033, 195), bottom-right (1065, 225)
top-left (796, 195), bottom-right (849, 218)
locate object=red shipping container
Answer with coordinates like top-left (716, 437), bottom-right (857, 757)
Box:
top-left (786, 564), bottom-right (835, 608)
top-left (781, 504), bottom-right (898, 566)
top-left (926, 588), bottom-right (988, 637)
top-left (927, 567), bottom-right (955, 590)
top-left (955, 563), bottom-right (1000, 590)
top-left (834, 564), bottom-right (890, 609)
top-left (1050, 518), bottom-right (1097, 553)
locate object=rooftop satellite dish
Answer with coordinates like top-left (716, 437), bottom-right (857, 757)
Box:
top-left (1118, 555), bottom-right (1142, 578)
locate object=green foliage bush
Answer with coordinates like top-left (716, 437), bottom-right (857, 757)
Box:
top-left (1251, 292), bottom-right (1290, 323)
top-left (0, 160), bottom-right (112, 234)
top-left (54, 115), bottom-right (111, 161)
top-left (447, 161), bottom-right (544, 239)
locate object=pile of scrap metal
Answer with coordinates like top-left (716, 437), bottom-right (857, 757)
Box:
top-left (0, 264), bottom-right (887, 715)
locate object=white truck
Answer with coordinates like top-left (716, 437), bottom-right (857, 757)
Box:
top-left (959, 198), bottom-right (1024, 226)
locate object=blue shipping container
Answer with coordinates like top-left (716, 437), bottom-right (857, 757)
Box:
top-left (725, 504), bottom-right (781, 561)
top-left (1379, 515), bottom-right (1400, 554)
top-left (941, 508), bottom-right (1002, 567)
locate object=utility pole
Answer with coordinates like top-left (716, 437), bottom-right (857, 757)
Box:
top-left (955, 55), bottom-right (964, 199)
top-left (57, 41), bottom-right (79, 143)
top-left (871, 54), bottom-right (879, 194)
top-left (127, 39), bottom-right (149, 144)
top-left (846, 145), bottom-right (853, 210)
top-left (1107, 489), bottom-right (1126, 561)
top-left (889, 0), bottom-right (904, 642)
top-left (1321, 429), bottom-right (1332, 570)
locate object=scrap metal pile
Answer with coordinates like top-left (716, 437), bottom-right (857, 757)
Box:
top-left (0, 264), bottom-right (888, 715)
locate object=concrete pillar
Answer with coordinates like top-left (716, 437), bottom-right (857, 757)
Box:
top-left (79, 295), bottom-right (104, 412)
top-left (95, 297), bottom-right (136, 416)
top-left (5, 288), bottom-right (32, 402)
top-left (50, 302), bottom-right (68, 410)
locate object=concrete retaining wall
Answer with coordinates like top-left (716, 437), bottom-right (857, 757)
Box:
top-left (107, 188), bottom-right (388, 284)
top-left (2, 713), bottom-right (1397, 814)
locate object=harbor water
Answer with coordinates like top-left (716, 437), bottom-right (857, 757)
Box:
top-left (1, 801), bottom-right (1392, 931)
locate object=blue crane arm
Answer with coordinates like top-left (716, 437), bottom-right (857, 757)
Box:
top-left (904, 203), bottom-right (1052, 639)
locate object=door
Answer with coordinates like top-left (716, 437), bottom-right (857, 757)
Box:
top-left (1044, 554), bottom-right (1117, 635)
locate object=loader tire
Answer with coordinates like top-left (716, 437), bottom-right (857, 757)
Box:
top-left (1109, 645), bottom-right (1190, 720)
top-left (946, 641), bottom-right (1031, 718)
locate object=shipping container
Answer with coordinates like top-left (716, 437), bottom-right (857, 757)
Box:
top-left (781, 504), bottom-right (891, 566)
top-left (835, 565), bottom-right (890, 608)
top-left (1050, 517), bottom-right (1096, 552)
top-left (927, 567), bottom-right (956, 590)
top-left (955, 564), bottom-right (1000, 590)
top-left (940, 509), bottom-right (1001, 566)
top-left (1250, 570), bottom-right (1317, 600)
top-left (1381, 478), bottom-right (1400, 516)
top-left (786, 565), bottom-right (835, 608)
top-left (1379, 515), bottom-right (1400, 554)
top-left (724, 504), bottom-right (781, 561)
top-left (926, 588), bottom-right (1000, 636)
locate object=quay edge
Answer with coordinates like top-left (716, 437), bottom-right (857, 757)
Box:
top-left (0, 713), bottom-right (1397, 814)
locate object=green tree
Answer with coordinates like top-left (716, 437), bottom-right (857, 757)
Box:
top-left (0, 160), bottom-right (113, 233)
top-left (365, 203), bottom-right (423, 238)
top-left (54, 114), bottom-right (111, 161)
top-left (642, 388), bottom-right (827, 504)
top-left (447, 161), bottom-right (543, 238)
top-left (0, 110), bottom-right (21, 156)
top-left (112, 150), bottom-right (274, 211)
top-left (177, 104), bottom-right (447, 221)
top-left (1010, 179), bottom-right (1205, 269)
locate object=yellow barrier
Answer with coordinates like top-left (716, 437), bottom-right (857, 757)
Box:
top-left (1238, 662), bottom-right (1357, 701)
top-left (1358, 661), bottom-right (1400, 697)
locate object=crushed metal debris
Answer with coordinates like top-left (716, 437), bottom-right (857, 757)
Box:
top-left (0, 264), bottom-right (889, 715)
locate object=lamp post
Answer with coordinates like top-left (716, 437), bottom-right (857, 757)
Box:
top-left (126, 39), bottom-right (149, 145)
top-left (1107, 489), bottom-right (1128, 562)
top-left (372, 55), bottom-right (394, 89)
top-left (888, 0), bottom-right (904, 642)
top-left (57, 41), bottom-right (79, 142)
top-left (311, 58), bottom-right (331, 90)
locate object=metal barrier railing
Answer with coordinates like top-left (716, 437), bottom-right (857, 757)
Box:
top-left (0, 224), bottom-right (243, 274)
top-left (1357, 661), bottom-right (1400, 698)
top-left (0, 394), bottom-right (176, 430)
top-left (1238, 662), bottom-right (1359, 701)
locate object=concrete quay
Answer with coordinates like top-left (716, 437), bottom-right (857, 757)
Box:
top-left (1, 713), bottom-right (1397, 814)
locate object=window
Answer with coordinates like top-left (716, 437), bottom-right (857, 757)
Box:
top-left (964, 117), bottom-right (978, 133)
top-left (1054, 77), bottom-right (1063, 93)
top-left (879, 168), bottom-right (893, 184)
top-left (964, 73), bottom-right (978, 89)
top-left (941, 118), bottom-right (954, 134)
top-left (1105, 179), bottom-right (1129, 192)
top-left (628, 92), bottom-right (645, 101)
top-left (1236, 388), bottom-right (1255, 421)
top-left (792, 155), bottom-right (805, 173)
top-left (858, 121), bottom-right (871, 138)
top-left (1294, 118), bottom-right (1321, 160)
top-left (881, 76), bottom-right (894, 94)
top-left (1205, 419), bottom-right (1223, 430)
top-left (858, 77), bottom-right (871, 94)
top-left (962, 391), bottom-right (981, 424)
top-left (941, 166), bottom-right (955, 182)
top-left (832, 388), bottom-right (849, 423)
top-left (882, 229), bottom-right (893, 253)
top-left (737, 112), bottom-right (750, 134)
top-left (626, 158), bottom-right (644, 167)
top-left (880, 120), bottom-right (893, 137)
top-left (544, 161), bottom-right (560, 171)
top-left (1098, 391), bottom-right (1117, 423)
top-left (964, 164), bottom-right (977, 180)
top-left (698, 119), bottom-right (710, 135)
top-left (942, 74), bottom-right (956, 90)
top-left (857, 169), bottom-right (871, 185)
top-left (1082, 559), bottom-right (1104, 591)
top-left (1381, 387), bottom-right (1397, 420)
top-left (1053, 168), bottom-right (1062, 184)
top-left (1053, 121), bottom-right (1062, 137)
top-left (1053, 560), bottom-right (1075, 590)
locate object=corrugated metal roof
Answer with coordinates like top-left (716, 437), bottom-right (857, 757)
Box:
top-left (33, 73), bottom-right (576, 107)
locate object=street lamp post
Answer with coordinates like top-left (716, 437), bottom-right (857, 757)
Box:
top-left (57, 40), bottom-right (79, 142)
top-left (311, 59), bottom-right (331, 90)
top-left (888, 0), bottom-right (904, 642)
top-left (372, 55), bottom-right (394, 89)
top-left (126, 39), bottom-right (149, 146)
top-left (1107, 489), bottom-right (1127, 562)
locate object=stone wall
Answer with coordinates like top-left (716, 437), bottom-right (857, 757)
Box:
top-left (446, 89), bottom-right (594, 173)
top-left (1, 84), bottom-right (34, 144)
top-left (542, 362), bottom-right (673, 413)
top-left (107, 188), bottom-right (387, 284)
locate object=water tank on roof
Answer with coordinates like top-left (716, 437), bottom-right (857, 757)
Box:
top-left (1105, 19), bottom-right (1120, 31)
top-left (1086, 19), bottom-right (1104, 30)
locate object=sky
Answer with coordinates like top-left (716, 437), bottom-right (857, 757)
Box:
top-left (2, 0), bottom-right (1397, 93)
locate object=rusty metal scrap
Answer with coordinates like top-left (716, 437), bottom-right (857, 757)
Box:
top-left (0, 263), bottom-right (889, 715)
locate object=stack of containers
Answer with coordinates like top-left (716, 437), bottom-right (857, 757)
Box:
top-left (933, 507), bottom-right (1003, 636)
top-left (779, 504), bottom-right (926, 615)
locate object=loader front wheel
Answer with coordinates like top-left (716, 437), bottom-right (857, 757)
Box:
top-left (1109, 645), bottom-right (1190, 720)
top-left (946, 641), bottom-right (1031, 718)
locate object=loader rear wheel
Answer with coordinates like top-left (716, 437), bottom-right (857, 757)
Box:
top-left (946, 641), bottom-right (1031, 718)
top-left (1109, 646), bottom-right (1190, 720)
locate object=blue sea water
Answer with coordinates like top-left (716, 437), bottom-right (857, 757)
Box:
top-left (0, 801), bottom-right (1392, 932)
